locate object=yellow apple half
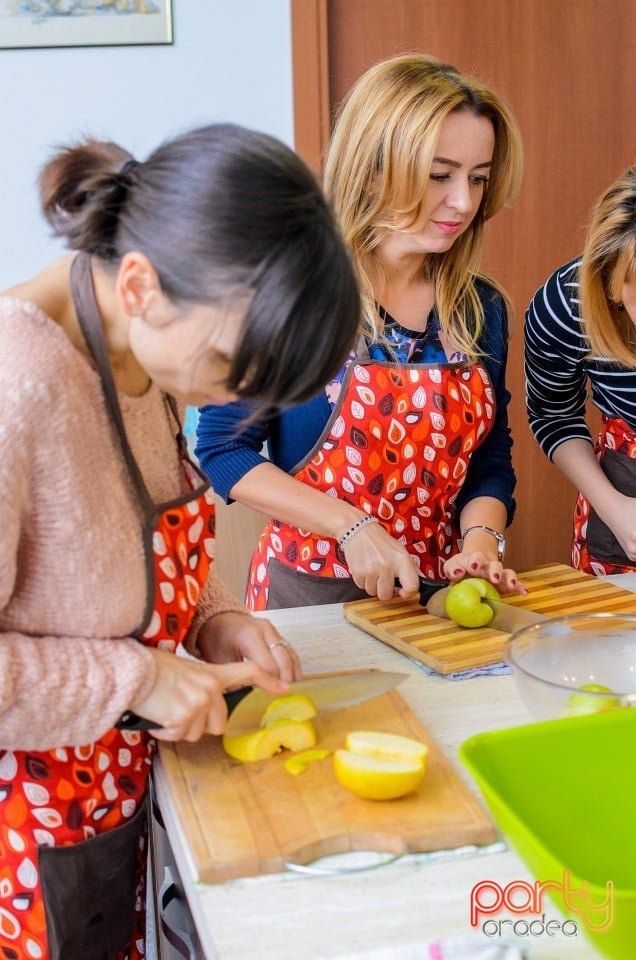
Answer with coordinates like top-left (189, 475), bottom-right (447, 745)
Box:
top-left (260, 694), bottom-right (317, 727)
top-left (345, 731), bottom-right (428, 766)
top-left (223, 718), bottom-right (317, 763)
top-left (334, 730), bottom-right (428, 800)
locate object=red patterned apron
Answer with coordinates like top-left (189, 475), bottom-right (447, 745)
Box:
top-left (573, 415), bottom-right (636, 576)
top-left (0, 255), bottom-right (215, 960)
top-left (246, 353), bottom-right (495, 610)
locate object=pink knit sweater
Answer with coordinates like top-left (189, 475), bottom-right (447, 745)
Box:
top-left (0, 297), bottom-right (245, 750)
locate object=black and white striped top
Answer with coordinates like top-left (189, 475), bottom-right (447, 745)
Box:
top-left (525, 256), bottom-right (636, 460)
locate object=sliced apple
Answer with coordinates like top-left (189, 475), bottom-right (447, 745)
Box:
top-left (223, 719), bottom-right (317, 763)
top-left (222, 728), bottom-right (271, 763)
top-left (345, 731), bottom-right (428, 767)
top-left (333, 730), bottom-right (428, 800)
top-left (260, 694), bottom-right (317, 728)
top-left (334, 752), bottom-right (425, 800)
top-left (284, 748), bottom-right (332, 776)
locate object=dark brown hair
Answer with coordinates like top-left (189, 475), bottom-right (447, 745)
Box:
top-left (39, 124), bottom-right (360, 414)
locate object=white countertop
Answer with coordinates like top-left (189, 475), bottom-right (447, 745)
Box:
top-left (153, 601), bottom-right (608, 960)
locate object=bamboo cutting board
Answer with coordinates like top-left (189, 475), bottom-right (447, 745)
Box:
top-left (157, 683), bottom-right (496, 883)
top-left (343, 562), bottom-right (636, 675)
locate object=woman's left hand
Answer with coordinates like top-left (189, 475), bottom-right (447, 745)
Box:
top-left (442, 552), bottom-right (527, 596)
top-left (196, 611), bottom-right (303, 683)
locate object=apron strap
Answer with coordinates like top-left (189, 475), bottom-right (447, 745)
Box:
top-left (164, 392), bottom-right (190, 461)
top-left (355, 334), bottom-right (371, 363)
top-left (70, 253), bottom-right (159, 526)
top-left (70, 254), bottom-right (212, 637)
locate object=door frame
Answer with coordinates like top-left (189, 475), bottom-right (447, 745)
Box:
top-left (291, 0), bottom-right (329, 173)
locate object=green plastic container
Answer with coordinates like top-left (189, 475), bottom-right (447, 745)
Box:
top-left (459, 709), bottom-right (636, 959)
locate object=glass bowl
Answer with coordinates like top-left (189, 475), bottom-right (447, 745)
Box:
top-left (504, 612), bottom-right (636, 721)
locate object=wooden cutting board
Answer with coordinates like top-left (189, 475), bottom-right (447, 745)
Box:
top-left (157, 682), bottom-right (496, 883)
top-left (343, 562), bottom-right (636, 675)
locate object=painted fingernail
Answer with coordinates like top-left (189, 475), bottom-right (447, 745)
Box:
top-left (470, 562), bottom-right (479, 571)
top-left (452, 568), bottom-right (463, 576)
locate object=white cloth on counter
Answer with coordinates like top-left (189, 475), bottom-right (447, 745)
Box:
top-left (605, 571), bottom-right (636, 592)
top-left (414, 659), bottom-right (512, 681)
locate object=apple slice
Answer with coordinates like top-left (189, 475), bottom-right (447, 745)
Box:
top-left (223, 718), bottom-right (317, 762)
top-left (345, 731), bottom-right (428, 767)
top-left (284, 748), bottom-right (332, 776)
top-left (260, 694), bottom-right (317, 728)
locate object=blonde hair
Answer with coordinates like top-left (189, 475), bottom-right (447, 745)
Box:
top-left (580, 167), bottom-right (636, 366)
top-left (323, 53), bottom-right (523, 356)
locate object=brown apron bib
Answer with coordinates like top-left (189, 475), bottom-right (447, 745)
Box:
top-left (573, 415), bottom-right (636, 575)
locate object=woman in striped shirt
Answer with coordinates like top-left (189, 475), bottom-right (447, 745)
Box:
top-left (525, 167), bottom-right (636, 575)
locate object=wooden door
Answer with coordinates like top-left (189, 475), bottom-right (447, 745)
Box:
top-left (291, 0), bottom-right (636, 572)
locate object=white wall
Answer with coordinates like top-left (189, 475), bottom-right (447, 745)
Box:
top-left (0, 1), bottom-right (293, 288)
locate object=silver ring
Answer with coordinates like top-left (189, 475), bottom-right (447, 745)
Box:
top-left (267, 640), bottom-right (289, 650)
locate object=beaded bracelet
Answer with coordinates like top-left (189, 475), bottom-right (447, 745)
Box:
top-left (338, 514), bottom-right (378, 550)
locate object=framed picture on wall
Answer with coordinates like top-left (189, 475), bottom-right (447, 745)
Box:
top-left (0, 1), bottom-right (173, 49)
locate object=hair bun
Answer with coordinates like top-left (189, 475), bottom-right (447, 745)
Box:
top-left (119, 158), bottom-right (139, 178)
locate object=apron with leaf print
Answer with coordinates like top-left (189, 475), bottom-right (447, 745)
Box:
top-left (246, 354), bottom-right (495, 611)
top-left (573, 415), bottom-right (636, 576)
top-left (0, 254), bottom-right (215, 960)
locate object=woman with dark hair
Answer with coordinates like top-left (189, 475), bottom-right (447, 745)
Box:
top-left (526, 167), bottom-right (636, 576)
top-left (197, 54), bottom-right (526, 611)
top-left (0, 123), bottom-right (359, 960)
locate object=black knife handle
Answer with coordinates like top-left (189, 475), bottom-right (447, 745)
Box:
top-left (394, 576), bottom-right (447, 606)
top-left (115, 685), bottom-right (254, 732)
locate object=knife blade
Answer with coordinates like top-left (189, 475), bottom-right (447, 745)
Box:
top-left (117, 670), bottom-right (408, 735)
top-left (425, 585), bottom-right (548, 633)
top-left (224, 669), bottom-right (408, 735)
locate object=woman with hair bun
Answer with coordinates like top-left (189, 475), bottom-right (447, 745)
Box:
top-left (526, 167), bottom-right (636, 576)
top-left (0, 123), bottom-right (359, 960)
top-left (197, 53), bottom-right (526, 611)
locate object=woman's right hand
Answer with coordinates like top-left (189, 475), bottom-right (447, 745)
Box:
top-left (230, 463), bottom-right (420, 599)
top-left (128, 649), bottom-right (288, 743)
top-left (343, 520), bottom-right (420, 600)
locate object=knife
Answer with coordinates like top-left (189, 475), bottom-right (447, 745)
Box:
top-left (117, 669), bottom-right (408, 735)
top-left (394, 575), bottom-right (548, 632)
top-left (424, 583), bottom-right (548, 633)
top-left (224, 669), bottom-right (408, 735)
top-left (115, 686), bottom-right (253, 732)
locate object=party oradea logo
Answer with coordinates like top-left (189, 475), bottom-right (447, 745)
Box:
top-left (470, 869), bottom-right (614, 938)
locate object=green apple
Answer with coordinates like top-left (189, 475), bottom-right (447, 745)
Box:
top-left (566, 683), bottom-right (621, 716)
top-left (444, 578), bottom-right (501, 628)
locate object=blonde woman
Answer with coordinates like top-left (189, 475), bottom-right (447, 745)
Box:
top-left (197, 53), bottom-right (526, 610)
top-left (526, 167), bottom-right (636, 575)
